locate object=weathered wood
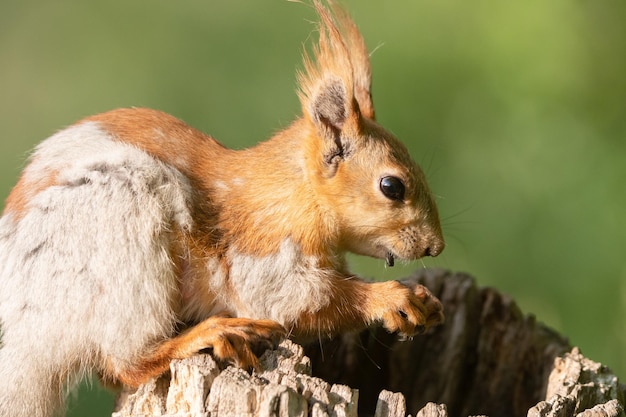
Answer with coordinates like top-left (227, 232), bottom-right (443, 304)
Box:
top-left (414, 403), bottom-right (448, 417)
top-left (112, 269), bottom-right (625, 417)
top-left (374, 390), bottom-right (406, 417)
top-left (546, 348), bottom-right (624, 411)
top-left (528, 347), bottom-right (625, 417)
top-left (113, 340), bottom-right (358, 417)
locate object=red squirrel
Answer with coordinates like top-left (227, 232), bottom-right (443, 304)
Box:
top-left (0, 2), bottom-right (444, 416)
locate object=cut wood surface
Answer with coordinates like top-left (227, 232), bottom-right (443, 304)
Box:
top-left (112, 269), bottom-right (625, 417)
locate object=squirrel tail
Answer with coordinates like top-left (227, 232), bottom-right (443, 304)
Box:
top-left (0, 336), bottom-right (68, 417)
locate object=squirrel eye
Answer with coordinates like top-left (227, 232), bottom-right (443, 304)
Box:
top-left (380, 176), bottom-right (405, 201)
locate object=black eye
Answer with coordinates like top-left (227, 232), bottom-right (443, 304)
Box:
top-left (380, 176), bottom-right (405, 201)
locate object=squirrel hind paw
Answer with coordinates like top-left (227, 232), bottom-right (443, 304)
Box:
top-left (179, 317), bottom-right (286, 371)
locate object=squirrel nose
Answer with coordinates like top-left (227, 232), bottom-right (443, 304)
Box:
top-left (424, 239), bottom-right (445, 257)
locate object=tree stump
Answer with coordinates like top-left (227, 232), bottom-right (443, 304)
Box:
top-left (112, 269), bottom-right (625, 417)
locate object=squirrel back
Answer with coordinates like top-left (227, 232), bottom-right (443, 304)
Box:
top-left (0, 3), bottom-right (444, 416)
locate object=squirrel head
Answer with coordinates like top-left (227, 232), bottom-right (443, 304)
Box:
top-left (298, 1), bottom-right (444, 265)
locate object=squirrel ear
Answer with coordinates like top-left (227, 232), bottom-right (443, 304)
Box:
top-left (307, 76), bottom-right (350, 135)
top-left (305, 76), bottom-right (353, 168)
top-left (298, 2), bottom-right (357, 139)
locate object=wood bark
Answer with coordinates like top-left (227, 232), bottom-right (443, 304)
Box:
top-left (112, 269), bottom-right (625, 417)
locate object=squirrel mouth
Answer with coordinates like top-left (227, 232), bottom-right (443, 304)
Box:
top-left (385, 251), bottom-right (395, 267)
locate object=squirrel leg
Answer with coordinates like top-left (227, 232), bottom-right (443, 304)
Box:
top-left (293, 277), bottom-right (444, 340)
top-left (108, 317), bottom-right (285, 387)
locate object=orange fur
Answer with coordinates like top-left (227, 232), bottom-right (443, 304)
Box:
top-left (86, 109), bottom-right (338, 260)
top-left (3, 167), bottom-right (59, 219)
top-left (292, 277), bottom-right (443, 340)
top-left (298, 4), bottom-right (355, 121)
top-left (108, 317), bottom-right (285, 387)
top-left (328, 1), bottom-right (375, 119)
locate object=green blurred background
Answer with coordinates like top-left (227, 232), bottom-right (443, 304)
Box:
top-left (1, 1), bottom-right (625, 415)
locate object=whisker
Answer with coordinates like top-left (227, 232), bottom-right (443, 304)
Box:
top-left (442, 232), bottom-right (467, 249)
top-left (369, 41), bottom-right (385, 58)
top-left (420, 144), bottom-right (441, 179)
top-left (356, 337), bottom-right (382, 371)
top-left (369, 330), bottom-right (393, 351)
top-left (317, 329), bottom-right (325, 362)
top-left (440, 205), bottom-right (474, 222)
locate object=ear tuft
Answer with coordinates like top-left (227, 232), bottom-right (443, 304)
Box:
top-left (297, 1), bottom-right (375, 129)
top-left (296, 1), bottom-right (374, 172)
top-left (328, 1), bottom-right (375, 120)
top-left (297, 1), bottom-right (355, 135)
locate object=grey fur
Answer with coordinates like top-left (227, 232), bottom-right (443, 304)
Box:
top-left (0, 123), bottom-right (193, 416)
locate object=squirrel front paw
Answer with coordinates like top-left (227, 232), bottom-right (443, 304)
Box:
top-left (376, 280), bottom-right (444, 338)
